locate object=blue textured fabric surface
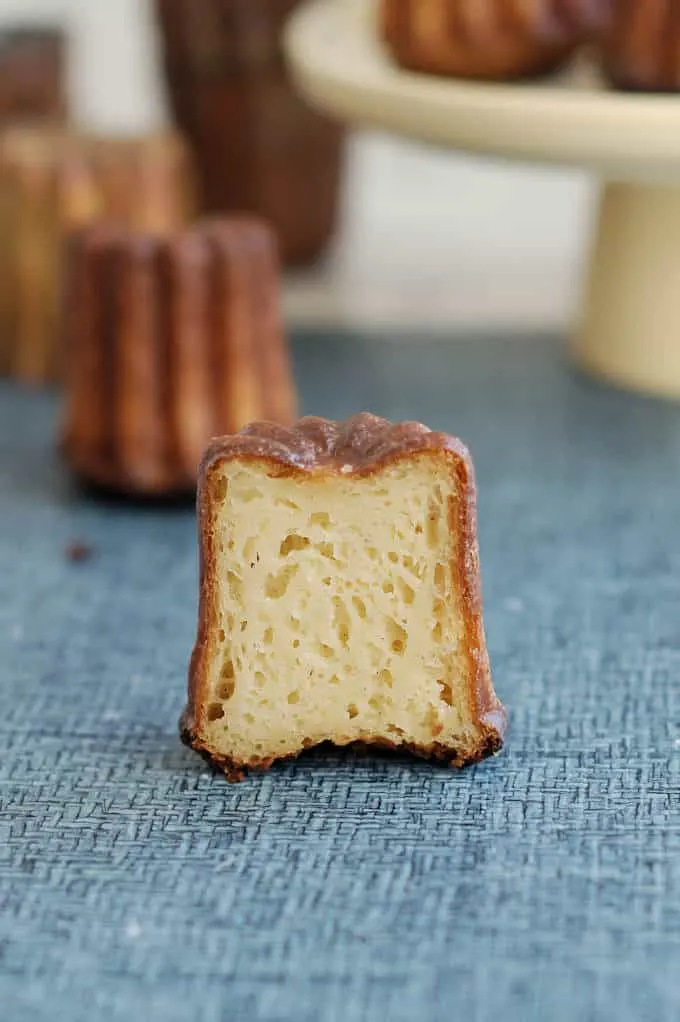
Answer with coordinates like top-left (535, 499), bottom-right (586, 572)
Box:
top-left (2, 332), bottom-right (680, 1022)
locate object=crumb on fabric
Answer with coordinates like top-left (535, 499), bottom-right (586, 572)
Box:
top-left (65, 541), bottom-right (94, 563)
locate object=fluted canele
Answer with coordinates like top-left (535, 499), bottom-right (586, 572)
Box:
top-left (60, 218), bottom-right (298, 497)
top-left (154, 0), bottom-right (345, 266)
top-left (380, 0), bottom-right (609, 80)
top-left (86, 133), bottom-right (197, 235)
top-left (0, 128), bottom-right (100, 384)
top-left (602, 0), bottom-right (680, 92)
top-left (0, 128), bottom-right (196, 385)
top-left (0, 26), bottom-right (66, 124)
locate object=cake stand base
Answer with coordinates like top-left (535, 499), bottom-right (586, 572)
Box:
top-left (573, 183), bottom-right (680, 399)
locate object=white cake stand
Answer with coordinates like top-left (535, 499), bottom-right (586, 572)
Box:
top-left (285, 0), bottom-right (680, 398)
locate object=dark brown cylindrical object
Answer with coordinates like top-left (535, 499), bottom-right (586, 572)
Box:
top-left (602, 0), bottom-right (680, 92)
top-left (0, 27), bottom-right (66, 123)
top-left (154, 0), bottom-right (345, 266)
top-left (380, 0), bottom-right (610, 80)
top-left (0, 127), bottom-right (197, 385)
top-left (60, 217), bottom-right (298, 496)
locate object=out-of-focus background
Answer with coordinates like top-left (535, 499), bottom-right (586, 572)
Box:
top-left (0, 0), bottom-right (595, 332)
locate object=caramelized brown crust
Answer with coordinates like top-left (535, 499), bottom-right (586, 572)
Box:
top-left (0, 27), bottom-right (66, 123)
top-left (380, 0), bottom-right (608, 80)
top-left (182, 413), bottom-right (507, 781)
top-left (154, 0), bottom-right (345, 267)
top-left (603, 0), bottom-right (680, 92)
top-left (61, 218), bottom-right (297, 496)
top-left (0, 128), bottom-right (196, 386)
top-left (0, 128), bottom-right (99, 383)
top-left (84, 133), bottom-right (197, 236)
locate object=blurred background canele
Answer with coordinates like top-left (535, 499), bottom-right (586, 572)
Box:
top-left (0, 0), bottom-right (591, 341)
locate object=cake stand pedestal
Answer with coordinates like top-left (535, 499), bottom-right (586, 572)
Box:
top-left (575, 183), bottom-right (680, 397)
top-left (285, 0), bottom-right (680, 398)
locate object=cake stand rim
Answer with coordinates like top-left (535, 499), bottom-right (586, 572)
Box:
top-left (285, 0), bottom-right (680, 183)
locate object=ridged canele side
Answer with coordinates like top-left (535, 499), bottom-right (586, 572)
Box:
top-left (154, 0), bottom-right (346, 266)
top-left (0, 27), bottom-right (66, 123)
top-left (0, 128), bottom-right (99, 383)
top-left (603, 0), bottom-right (680, 92)
top-left (380, 0), bottom-right (609, 80)
top-left (61, 218), bottom-right (297, 496)
top-left (0, 128), bottom-right (196, 385)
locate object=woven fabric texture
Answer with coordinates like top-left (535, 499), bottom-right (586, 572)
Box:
top-left (1, 333), bottom-right (680, 1022)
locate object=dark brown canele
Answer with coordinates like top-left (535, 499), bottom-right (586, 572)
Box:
top-left (603, 0), bottom-right (680, 92)
top-left (154, 0), bottom-right (345, 266)
top-left (0, 129), bottom-right (196, 386)
top-left (60, 218), bottom-right (298, 496)
top-left (0, 26), bottom-right (66, 123)
top-left (380, 0), bottom-right (609, 80)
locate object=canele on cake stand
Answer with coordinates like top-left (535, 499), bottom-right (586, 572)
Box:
top-left (285, 0), bottom-right (680, 399)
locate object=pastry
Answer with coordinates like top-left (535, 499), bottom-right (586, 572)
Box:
top-left (380, 0), bottom-right (607, 80)
top-left (603, 0), bottom-right (680, 92)
top-left (61, 218), bottom-right (297, 496)
top-left (183, 413), bottom-right (506, 781)
top-left (154, 0), bottom-right (345, 265)
top-left (0, 26), bottom-right (66, 124)
top-left (86, 133), bottom-right (197, 235)
top-left (0, 128), bottom-right (195, 385)
top-left (0, 128), bottom-right (100, 382)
